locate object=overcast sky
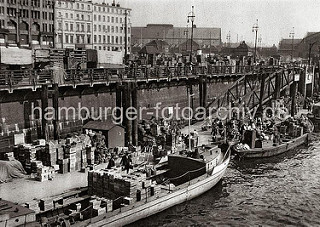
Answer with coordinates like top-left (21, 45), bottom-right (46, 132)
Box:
top-left (120, 0), bottom-right (320, 46)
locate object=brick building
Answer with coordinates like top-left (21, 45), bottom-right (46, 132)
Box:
top-left (0, 0), bottom-right (54, 47)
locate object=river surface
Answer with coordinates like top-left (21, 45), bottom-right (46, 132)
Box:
top-left (129, 134), bottom-right (320, 227)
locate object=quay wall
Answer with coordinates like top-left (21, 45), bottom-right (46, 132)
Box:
top-left (0, 81), bottom-right (230, 131)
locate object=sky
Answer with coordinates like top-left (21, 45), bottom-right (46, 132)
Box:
top-left (118, 0), bottom-right (320, 46)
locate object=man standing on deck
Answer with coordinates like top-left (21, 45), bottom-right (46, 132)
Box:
top-left (120, 153), bottom-right (132, 173)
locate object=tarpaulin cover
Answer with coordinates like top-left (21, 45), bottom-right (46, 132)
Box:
top-left (0, 160), bottom-right (26, 183)
top-left (0, 47), bottom-right (33, 65)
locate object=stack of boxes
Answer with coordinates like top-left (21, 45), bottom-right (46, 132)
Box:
top-left (89, 199), bottom-right (106, 217)
top-left (36, 166), bottom-right (50, 182)
top-left (65, 146), bottom-right (77, 172)
top-left (14, 144), bottom-right (37, 172)
top-left (87, 197), bottom-right (113, 218)
top-left (86, 147), bottom-right (95, 165)
top-left (57, 158), bottom-right (69, 174)
top-left (88, 169), bottom-right (162, 209)
top-left (287, 122), bottom-right (303, 138)
top-left (30, 160), bottom-right (43, 174)
top-left (41, 146), bottom-right (57, 167)
top-left (12, 133), bottom-right (93, 178)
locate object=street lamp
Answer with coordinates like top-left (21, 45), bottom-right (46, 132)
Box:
top-left (188, 93), bottom-right (194, 151)
top-left (289, 27), bottom-right (295, 61)
top-left (184, 26), bottom-right (189, 54)
top-left (187, 6), bottom-right (195, 63)
top-left (121, 10), bottom-right (131, 65)
top-left (258, 34), bottom-right (262, 51)
top-left (226, 31), bottom-right (231, 47)
top-left (252, 19), bottom-right (259, 64)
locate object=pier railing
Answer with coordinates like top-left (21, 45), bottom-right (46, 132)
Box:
top-left (0, 65), bottom-right (281, 91)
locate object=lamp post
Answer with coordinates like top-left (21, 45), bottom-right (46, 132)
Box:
top-left (124, 10), bottom-right (128, 64)
top-left (16, 7), bottom-right (21, 47)
top-left (188, 93), bottom-right (194, 151)
top-left (184, 27), bottom-right (188, 54)
top-left (258, 34), bottom-right (262, 51)
top-left (187, 6), bottom-right (195, 63)
top-left (226, 31), bottom-right (231, 47)
top-left (289, 27), bottom-right (295, 61)
top-left (122, 10), bottom-right (131, 65)
top-left (252, 19), bottom-right (259, 64)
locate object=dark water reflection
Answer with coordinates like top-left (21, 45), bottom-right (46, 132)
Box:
top-left (129, 134), bottom-right (320, 227)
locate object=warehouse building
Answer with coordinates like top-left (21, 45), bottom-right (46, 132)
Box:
top-left (131, 24), bottom-right (221, 51)
top-left (0, 0), bottom-right (54, 47)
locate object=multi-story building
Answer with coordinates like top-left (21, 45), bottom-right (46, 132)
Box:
top-left (55, 0), bottom-right (131, 54)
top-left (54, 0), bottom-right (93, 49)
top-left (0, 0), bottom-right (54, 47)
top-left (131, 24), bottom-right (221, 51)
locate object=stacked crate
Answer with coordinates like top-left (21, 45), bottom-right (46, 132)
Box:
top-left (50, 49), bottom-right (65, 68)
top-left (30, 161), bottom-right (43, 173)
top-left (100, 198), bottom-right (113, 212)
top-left (57, 158), bottom-right (69, 174)
top-left (74, 49), bottom-right (87, 69)
top-left (36, 166), bottom-right (50, 182)
top-left (86, 147), bottom-right (95, 165)
top-left (88, 169), bottom-right (162, 207)
top-left (14, 144), bottom-right (37, 170)
top-left (64, 146), bottom-right (77, 172)
top-left (41, 148), bottom-right (57, 167)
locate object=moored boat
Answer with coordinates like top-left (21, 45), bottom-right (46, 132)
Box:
top-left (233, 117), bottom-right (314, 159)
top-left (234, 133), bottom-right (309, 158)
top-left (64, 145), bottom-right (231, 227)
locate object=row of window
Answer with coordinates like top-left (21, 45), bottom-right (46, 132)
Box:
top-left (43, 23), bottom-right (53, 32)
top-left (94, 46), bottom-right (129, 52)
top-left (93, 14), bottom-right (123, 24)
top-left (6, 8), bottom-right (53, 20)
top-left (58, 12), bottom-right (90, 21)
top-left (58, 33), bottom-right (130, 46)
top-left (93, 24), bottom-right (129, 34)
top-left (93, 35), bottom-right (128, 45)
top-left (57, 21), bottom-right (130, 35)
top-left (43, 11), bottom-right (54, 20)
top-left (57, 1), bottom-right (129, 16)
top-left (5, 0), bottom-right (53, 8)
top-left (58, 12), bottom-right (125, 25)
top-left (59, 34), bottom-right (91, 45)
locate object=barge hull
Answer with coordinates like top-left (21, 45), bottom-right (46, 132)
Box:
top-left (237, 133), bottom-right (308, 158)
top-left (77, 155), bottom-right (230, 227)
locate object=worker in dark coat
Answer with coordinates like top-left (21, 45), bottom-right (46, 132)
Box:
top-left (107, 155), bottom-right (115, 169)
top-left (120, 153), bottom-right (132, 173)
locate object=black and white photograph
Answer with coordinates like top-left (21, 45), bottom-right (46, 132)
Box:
top-left (0, 0), bottom-right (319, 226)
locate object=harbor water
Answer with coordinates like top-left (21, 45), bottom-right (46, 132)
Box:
top-left (129, 134), bottom-right (320, 227)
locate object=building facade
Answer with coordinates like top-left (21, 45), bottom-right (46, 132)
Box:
top-left (131, 24), bottom-right (221, 50)
top-left (54, 0), bottom-right (93, 49)
top-left (54, 0), bottom-right (131, 54)
top-left (0, 0), bottom-right (54, 47)
top-left (278, 38), bottom-right (302, 60)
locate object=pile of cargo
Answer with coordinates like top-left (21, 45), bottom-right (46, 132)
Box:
top-left (286, 122), bottom-right (304, 137)
top-left (88, 168), bottom-right (162, 209)
top-left (87, 197), bottom-right (113, 218)
top-left (36, 165), bottom-right (56, 182)
top-left (12, 134), bottom-right (93, 181)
